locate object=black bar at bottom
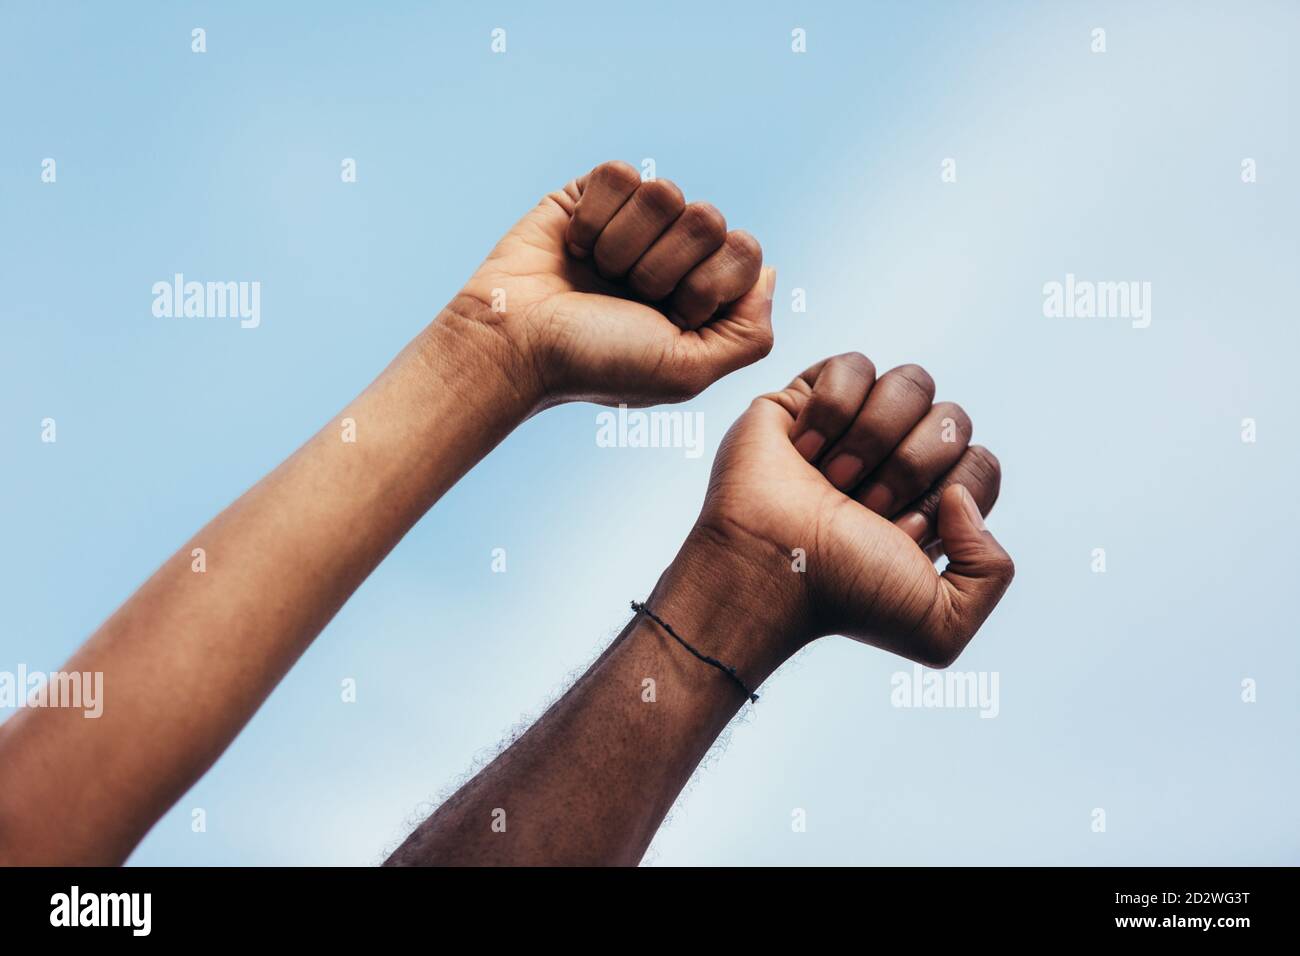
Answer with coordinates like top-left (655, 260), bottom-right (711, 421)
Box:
top-left (0, 865), bottom-right (1288, 942)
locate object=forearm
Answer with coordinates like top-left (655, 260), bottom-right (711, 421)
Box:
top-left (386, 536), bottom-right (797, 866)
top-left (0, 299), bottom-right (533, 865)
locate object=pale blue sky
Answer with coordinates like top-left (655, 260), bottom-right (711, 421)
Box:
top-left (1, 1), bottom-right (1296, 864)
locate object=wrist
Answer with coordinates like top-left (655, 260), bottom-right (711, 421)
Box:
top-left (418, 293), bottom-right (548, 422)
top-left (646, 527), bottom-right (811, 690)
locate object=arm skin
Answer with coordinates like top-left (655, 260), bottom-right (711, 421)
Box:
top-left (386, 535), bottom-right (789, 867)
top-left (0, 303), bottom-right (531, 865)
top-left (0, 157), bottom-right (775, 865)
top-left (384, 535), bottom-right (790, 868)
top-left (387, 354), bottom-right (1015, 866)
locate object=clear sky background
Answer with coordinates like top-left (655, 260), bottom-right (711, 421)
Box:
top-left (1, 1), bottom-right (1296, 865)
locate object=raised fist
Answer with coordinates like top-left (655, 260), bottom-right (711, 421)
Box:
top-left (692, 353), bottom-right (1014, 668)
top-left (457, 161), bottom-right (775, 409)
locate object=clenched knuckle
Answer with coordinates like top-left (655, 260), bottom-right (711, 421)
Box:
top-left (892, 363), bottom-right (936, 401)
top-left (683, 202), bottom-right (727, 244)
top-left (725, 229), bottom-right (763, 265)
top-left (966, 445), bottom-right (1002, 488)
top-left (831, 351), bottom-right (875, 381)
top-left (592, 160), bottom-right (639, 191)
top-left (641, 179), bottom-right (685, 216)
top-left (936, 401), bottom-right (972, 436)
top-left (852, 353), bottom-right (877, 381)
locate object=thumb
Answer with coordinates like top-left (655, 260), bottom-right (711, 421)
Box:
top-left (686, 266), bottom-right (776, 382)
top-left (933, 483), bottom-right (1015, 654)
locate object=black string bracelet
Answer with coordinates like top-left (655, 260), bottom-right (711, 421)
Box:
top-left (630, 600), bottom-right (759, 704)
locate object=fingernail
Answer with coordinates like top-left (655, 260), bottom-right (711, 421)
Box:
top-left (896, 511), bottom-right (929, 542)
top-left (794, 430), bottom-right (826, 460)
top-left (825, 453), bottom-right (863, 489)
top-left (762, 267), bottom-right (777, 300)
top-left (861, 482), bottom-right (893, 514)
top-left (959, 485), bottom-right (986, 530)
top-left (567, 241), bottom-right (589, 258)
